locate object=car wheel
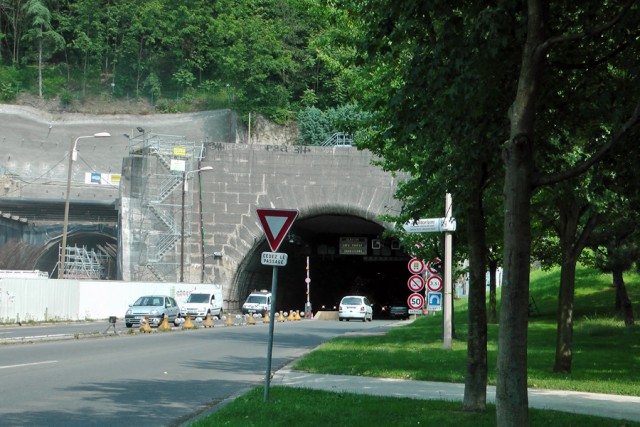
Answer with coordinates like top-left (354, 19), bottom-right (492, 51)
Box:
top-left (339, 317), bottom-right (343, 321)
top-left (125, 322), bottom-right (132, 328)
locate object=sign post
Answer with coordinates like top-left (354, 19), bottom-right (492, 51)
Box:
top-left (402, 194), bottom-right (456, 350)
top-left (256, 208), bottom-right (298, 401)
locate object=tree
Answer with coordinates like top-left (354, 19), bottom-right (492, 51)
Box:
top-left (497, 1), bottom-right (639, 424)
top-left (21, 0), bottom-right (64, 98)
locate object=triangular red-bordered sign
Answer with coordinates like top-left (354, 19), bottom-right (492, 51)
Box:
top-left (256, 208), bottom-right (299, 252)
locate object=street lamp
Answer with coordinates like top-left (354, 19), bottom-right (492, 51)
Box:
top-left (59, 132), bottom-right (111, 279)
top-left (180, 166), bottom-right (213, 282)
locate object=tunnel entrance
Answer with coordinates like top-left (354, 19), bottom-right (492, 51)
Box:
top-left (237, 214), bottom-right (411, 316)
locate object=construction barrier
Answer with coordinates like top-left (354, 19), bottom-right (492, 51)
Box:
top-left (263, 311), bottom-right (270, 323)
top-left (277, 311), bottom-right (286, 322)
top-left (247, 314), bottom-right (256, 325)
top-left (294, 310), bottom-right (302, 321)
top-left (287, 310), bottom-right (295, 321)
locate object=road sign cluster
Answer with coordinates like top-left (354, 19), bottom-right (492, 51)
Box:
top-left (406, 256), bottom-right (442, 313)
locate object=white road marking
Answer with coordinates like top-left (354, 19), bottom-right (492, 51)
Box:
top-left (0, 360), bottom-right (58, 369)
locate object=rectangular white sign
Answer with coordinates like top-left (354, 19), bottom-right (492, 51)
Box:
top-left (403, 217), bottom-right (456, 233)
top-left (261, 252), bottom-right (288, 266)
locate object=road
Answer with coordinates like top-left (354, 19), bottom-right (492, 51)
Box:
top-left (0, 319), bottom-right (395, 427)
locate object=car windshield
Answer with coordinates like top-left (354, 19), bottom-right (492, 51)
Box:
top-left (187, 293), bottom-right (209, 303)
top-left (246, 295), bottom-right (267, 304)
top-left (134, 296), bottom-right (162, 306)
top-left (342, 297), bottom-right (363, 305)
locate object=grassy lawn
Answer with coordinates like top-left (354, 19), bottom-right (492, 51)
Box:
top-left (192, 265), bottom-right (640, 426)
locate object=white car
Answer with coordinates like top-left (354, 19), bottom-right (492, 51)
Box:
top-left (339, 295), bottom-right (373, 322)
top-left (125, 295), bottom-right (181, 328)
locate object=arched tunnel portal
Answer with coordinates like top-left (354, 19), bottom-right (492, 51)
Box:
top-left (232, 212), bottom-right (410, 315)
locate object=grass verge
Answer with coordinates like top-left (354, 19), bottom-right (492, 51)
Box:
top-left (191, 265), bottom-right (640, 426)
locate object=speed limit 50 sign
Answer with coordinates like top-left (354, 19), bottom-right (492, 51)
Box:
top-left (407, 293), bottom-right (425, 310)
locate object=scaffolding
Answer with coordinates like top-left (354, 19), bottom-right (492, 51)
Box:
top-left (57, 245), bottom-right (110, 279)
top-left (126, 131), bottom-right (205, 282)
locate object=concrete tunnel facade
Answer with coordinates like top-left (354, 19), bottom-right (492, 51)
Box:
top-left (119, 141), bottom-right (405, 311)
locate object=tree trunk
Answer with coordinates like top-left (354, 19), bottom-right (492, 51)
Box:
top-left (613, 268), bottom-right (635, 326)
top-left (462, 176), bottom-right (488, 411)
top-left (553, 255), bottom-right (577, 373)
top-left (497, 2), bottom-right (547, 425)
top-left (38, 36), bottom-right (43, 99)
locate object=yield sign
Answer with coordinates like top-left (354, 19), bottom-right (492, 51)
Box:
top-left (256, 208), bottom-right (299, 252)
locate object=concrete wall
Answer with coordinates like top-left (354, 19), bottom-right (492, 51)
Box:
top-left (0, 279), bottom-right (222, 322)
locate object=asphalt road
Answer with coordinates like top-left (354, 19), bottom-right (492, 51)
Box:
top-left (0, 319), bottom-right (394, 427)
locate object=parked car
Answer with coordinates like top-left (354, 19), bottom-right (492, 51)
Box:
top-left (125, 295), bottom-right (181, 328)
top-left (338, 295), bottom-right (373, 322)
top-left (180, 288), bottom-right (223, 319)
top-left (388, 304), bottom-right (410, 320)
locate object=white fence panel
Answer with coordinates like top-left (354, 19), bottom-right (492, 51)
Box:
top-left (0, 279), bottom-right (222, 322)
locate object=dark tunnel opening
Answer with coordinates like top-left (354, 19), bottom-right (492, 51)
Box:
top-left (238, 214), bottom-right (412, 316)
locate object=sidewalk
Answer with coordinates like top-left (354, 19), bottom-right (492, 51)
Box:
top-left (272, 366), bottom-right (640, 423)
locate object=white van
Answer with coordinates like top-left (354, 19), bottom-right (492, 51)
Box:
top-left (180, 288), bottom-right (223, 319)
top-left (241, 290), bottom-right (272, 316)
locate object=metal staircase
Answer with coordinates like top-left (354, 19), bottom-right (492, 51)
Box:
top-left (321, 132), bottom-right (353, 147)
top-left (126, 132), bottom-right (205, 281)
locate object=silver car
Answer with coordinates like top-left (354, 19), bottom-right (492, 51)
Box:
top-left (338, 295), bottom-right (373, 322)
top-left (125, 295), bottom-right (181, 328)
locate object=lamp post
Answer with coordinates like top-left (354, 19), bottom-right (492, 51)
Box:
top-left (180, 166), bottom-right (213, 282)
top-left (59, 132), bottom-right (111, 279)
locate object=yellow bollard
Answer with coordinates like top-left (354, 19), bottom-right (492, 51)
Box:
top-left (224, 313), bottom-right (234, 327)
top-left (158, 315), bottom-right (172, 332)
top-left (247, 314), bottom-right (256, 325)
top-left (139, 316), bottom-right (152, 333)
top-left (277, 311), bottom-right (286, 322)
top-left (182, 314), bottom-right (196, 330)
top-left (202, 313), bottom-right (215, 328)
top-left (295, 310), bottom-right (302, 321)
top-left (287, 310), bottom-right (295, 321)
top-left (263, 311), bottom-right (270, 323)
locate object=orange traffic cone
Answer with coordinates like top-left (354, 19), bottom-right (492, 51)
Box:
top-left (182, 314), bottom-right (196, 330)
top-left (202, 313), bottom-right (215, 328)
top-left (139, 316), bottom-right (152, 333)
top-left (158, 315), bottom-right (172, 332)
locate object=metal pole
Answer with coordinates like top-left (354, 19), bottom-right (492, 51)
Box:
top-left (180, 171), bottom-right (187, 283)
top-left (264, 265), bottom-right (278, 401)
top-left (443, 192), bottom-right (453, 349)
top-left (59, 138), bottom-right (75, 279)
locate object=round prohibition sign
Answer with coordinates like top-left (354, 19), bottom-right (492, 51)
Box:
top-left (407, 275), bottom-right (425, 292)
top-left (426, 258), bottom-right (441, 275)
top-left (408, 257), bottom-right (425, 274)
top-left (407, 293), bottom-right (425, 310)
top-left (427, 275), bottom-right (443, 292)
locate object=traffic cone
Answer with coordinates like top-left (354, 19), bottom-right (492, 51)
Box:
top-left (202, 313), bottom-right (215, 328)
top-left (263, 310), bottom-right (270, 323)
top-left (277, 311), bottom-right (286, 322)
top-left (158, 315), bottom-right (172, 332)
top-left (224, 313), bottom-right (234, 327)
top-left (139, 316), bottom-right (152, 333)
top-left (182, 313), bottom-right (196, 330)
top-left (287, 310), bottom-right (295, 321)
top-left (294, 310), bottom-right (302, 321)
top-left (247, 313), bottom-right (256, 325)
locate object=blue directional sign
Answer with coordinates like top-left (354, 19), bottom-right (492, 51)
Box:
top-left (427, 291), bottom-right (442, 311)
